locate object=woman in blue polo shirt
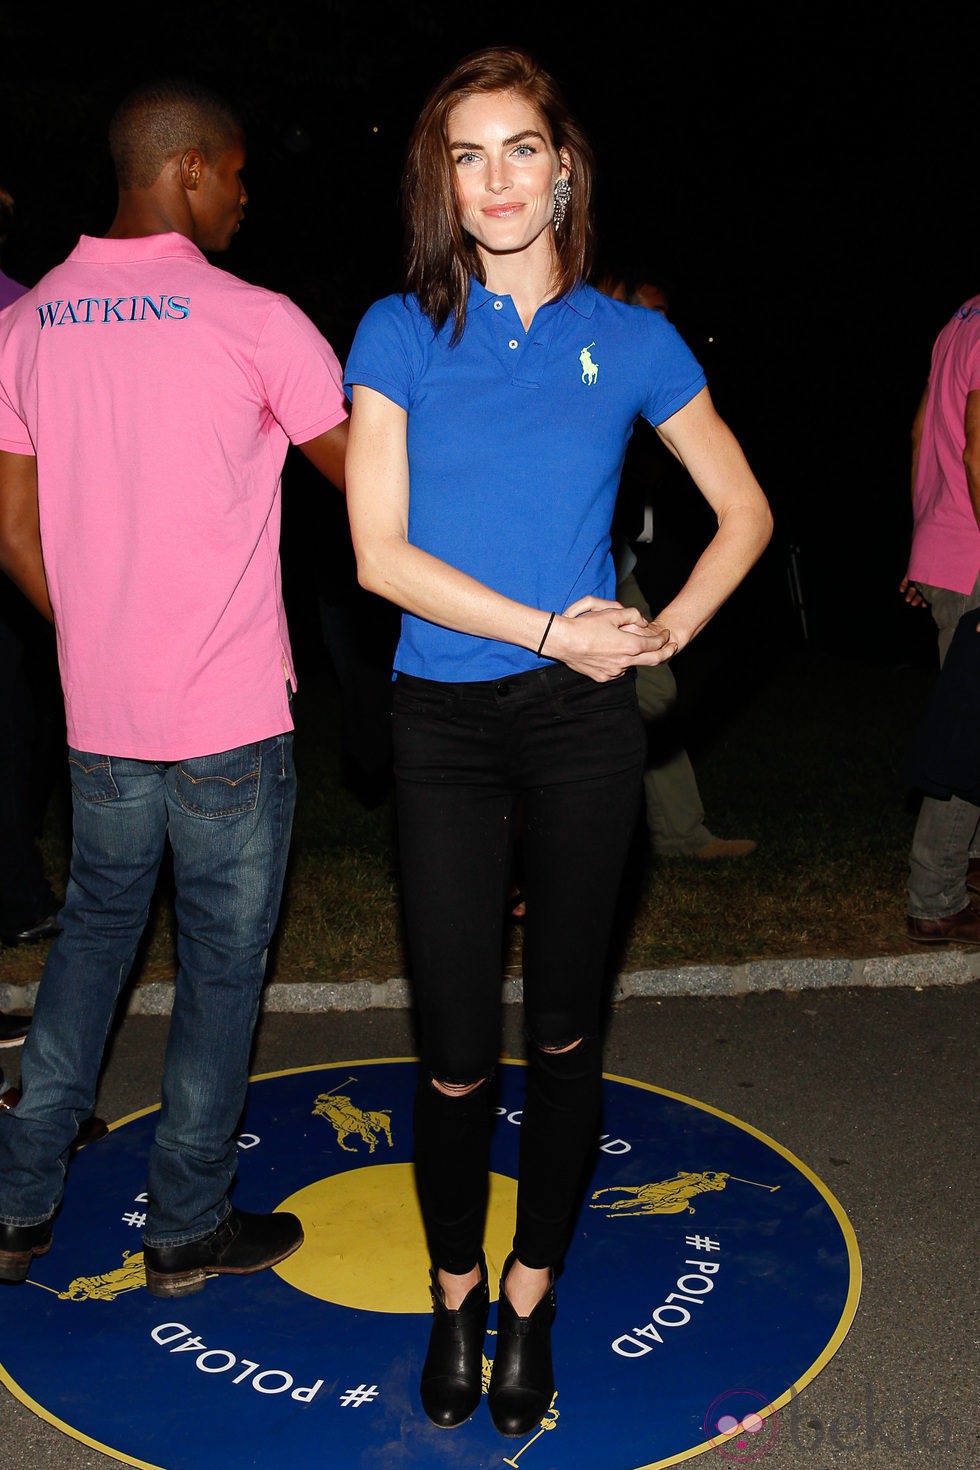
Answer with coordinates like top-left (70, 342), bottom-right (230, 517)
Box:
top-left (345, 45), bottom-right (772, 1438)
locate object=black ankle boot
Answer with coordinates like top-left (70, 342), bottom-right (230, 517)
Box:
top-left (420, 1254), bottom-right (490, 1428)
top-left (487, 1252), bottom-right (556, 1437)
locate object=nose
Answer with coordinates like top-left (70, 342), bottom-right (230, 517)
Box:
top-left (486, 154), bottom-right (511, 194)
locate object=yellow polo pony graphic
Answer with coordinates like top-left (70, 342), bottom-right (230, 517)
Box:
top-left (312, 1077), bottom-right (393, 1154)
top-left (579, 342), bottom-right (599, 384)
top-left (590, 1170), bottom-right (778, 1217)
top-left (24, 1250), bottom-right (148, 1301)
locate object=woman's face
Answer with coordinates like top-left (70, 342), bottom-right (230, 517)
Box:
top-left (447, 89), bottom-right (569, 267)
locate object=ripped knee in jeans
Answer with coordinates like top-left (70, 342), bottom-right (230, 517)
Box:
top-left (536, 1037), bottom-right (583, 1055)
top-left (431, 1076), bottom-right (487, 1098)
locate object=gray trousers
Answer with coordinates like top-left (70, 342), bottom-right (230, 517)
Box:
top-left (616, 571), bottom-right (712, 856)
top-left (906, 572), bottom-right (980, 918)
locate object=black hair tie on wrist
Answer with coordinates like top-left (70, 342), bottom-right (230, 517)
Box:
top-left (536, 611), bottom-right (557, 657)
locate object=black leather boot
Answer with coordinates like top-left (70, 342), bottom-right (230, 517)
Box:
top-left (143, 1208), bottom-right (303, 1298)
top-left (488, 1252), bottom-right (556, 1437)
top-left (420, 1254), bottom-right (490, 1428)
top-left (0, 1218), bottom-right (54, 1283)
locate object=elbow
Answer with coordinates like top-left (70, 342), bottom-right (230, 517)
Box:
top-left (352, 541), bottom-right (395, 601)
top-left (357, 566), bottom-right (387, 599)
top-left (354, 554), bottom-right (384, 599)
top-left (723, 499), bottom-right (773, 561)
top-left (759, 502), bottom-right (775, 551)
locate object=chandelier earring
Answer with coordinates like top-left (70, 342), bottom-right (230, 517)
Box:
top-left (553, 177), bottom-right (571, 231)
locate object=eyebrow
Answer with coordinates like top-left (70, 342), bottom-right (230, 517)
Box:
top-left (448, 129), bottom-right (547, 151)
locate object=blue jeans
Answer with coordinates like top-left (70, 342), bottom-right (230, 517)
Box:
top-left (0, 734), bottom-right (295, 1245)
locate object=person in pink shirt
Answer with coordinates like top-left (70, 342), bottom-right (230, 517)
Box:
top-left (901, 295), bottom-right (980, 945)
top-left (0, 78), bottom-right (348, 1295)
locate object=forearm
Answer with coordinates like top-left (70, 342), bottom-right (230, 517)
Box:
top-left (962, 391), bottom-right (980, 530)
top-left (651, 387), bottom-right (772, 647)
top-left (652, 500), bottom-right (773, 649)
top-left (357, 532), bottom-right (551, 651)
top-left (358, 533), bottom-right (675, 680)
top-left (966, 456), bottom-right (980, 531)
top-left (910, 383), bottom-right (928, 502)
top-left (0, 451), bottom-right (53, 622)
top-left (0, 534), bottom-right (53, 623)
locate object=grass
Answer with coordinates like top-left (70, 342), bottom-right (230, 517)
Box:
top-left (0, 638), bottom-right (941, 993)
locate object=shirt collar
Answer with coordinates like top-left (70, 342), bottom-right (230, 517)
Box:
top-left (466, 277), bottom-right (596, 318)
top-left (68, 233), bottom-right (208, 266)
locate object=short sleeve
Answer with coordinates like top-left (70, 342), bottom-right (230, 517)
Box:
top-left (636, 310), bottom-right (707, 427)
top-left (344, 294), bottom-right (425, 411)
top-left (252, 297), bottom-right (348, 445)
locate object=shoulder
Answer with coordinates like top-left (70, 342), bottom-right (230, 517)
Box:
top-left (579, 288), bottom-right (703, 380)
top-left (205, 277), bottom-right (339, 359)
top-left (937, 297), bottom-right (980, 346)
top-left (353, 292), bottom-right (430, 344)
top-left (346, 294), bottom-right (434, 405)
top-left (198, 263), bottom-right (285, 314)
top-left (576, 286), bottom-right (682, 352)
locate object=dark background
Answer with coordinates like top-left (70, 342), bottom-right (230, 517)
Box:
top-left (0, 0), bottom-right (969, 676)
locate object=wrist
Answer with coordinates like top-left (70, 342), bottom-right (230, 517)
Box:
top-left (536, 610), bottom-right (557, 658)
top-left (653, 609), bottom-right (695, 648)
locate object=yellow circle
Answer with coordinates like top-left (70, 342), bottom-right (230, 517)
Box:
top-left (274, 1163), bottom-right (517, 1314)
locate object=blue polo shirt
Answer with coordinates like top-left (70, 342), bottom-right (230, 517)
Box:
top-left (344, 279), bottom-right (705, 681)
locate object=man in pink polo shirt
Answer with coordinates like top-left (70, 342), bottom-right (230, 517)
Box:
top-left (0, 78), bottom-right (348, 1295)
top-left (901, 295), bottom-right (980, 945)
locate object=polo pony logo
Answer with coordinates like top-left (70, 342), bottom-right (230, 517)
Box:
top-left (590, 1170), bottom-right (779, 1217)
top-left (579, 341), bottom-right (599, 384)
top-left (22, 1250), bottom-right (148, 1301)
top-left (312, 1077), bottom-right (393, 1154)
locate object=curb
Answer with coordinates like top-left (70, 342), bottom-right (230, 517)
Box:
top-left (3, 950), bottom-right (978, 1016)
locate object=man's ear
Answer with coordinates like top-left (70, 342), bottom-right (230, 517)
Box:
top-left (179, 149), bottom-right (205, 191)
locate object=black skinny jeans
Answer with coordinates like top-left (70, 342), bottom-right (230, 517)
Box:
top-left (392, 662), bottom-right (645, 1273)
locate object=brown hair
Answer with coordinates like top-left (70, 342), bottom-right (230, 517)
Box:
top-left (402, 46), bottom-right (595, 341)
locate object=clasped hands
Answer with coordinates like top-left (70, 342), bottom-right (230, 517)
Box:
top-left (547, 596), bottom-right (677, 683)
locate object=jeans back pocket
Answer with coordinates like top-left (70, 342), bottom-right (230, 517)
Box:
top-left (68, 750), bottom-right (119, 804)
top-left (175, 744), bottom-right (262, 818)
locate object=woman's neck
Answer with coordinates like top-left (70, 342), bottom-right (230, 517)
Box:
top-left (479, 237), bottom-right (559, 331)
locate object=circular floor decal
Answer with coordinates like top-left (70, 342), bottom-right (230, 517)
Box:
top-left (0, 1059), bottom-right (860, 1468)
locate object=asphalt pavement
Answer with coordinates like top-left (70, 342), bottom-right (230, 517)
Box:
top-left (0, 973), bottom-right (977, 1470)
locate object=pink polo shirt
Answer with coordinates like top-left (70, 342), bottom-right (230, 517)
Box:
top-left (908, 295), bottom-right (980, 595)
top-left (0, 233), bottom-right (347, 759)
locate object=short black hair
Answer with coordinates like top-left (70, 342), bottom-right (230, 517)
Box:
top-left (108, 77), bottom-right (242, 190)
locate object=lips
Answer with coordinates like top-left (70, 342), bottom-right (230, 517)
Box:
top-left (483, 204), bottom-right (524, 218)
